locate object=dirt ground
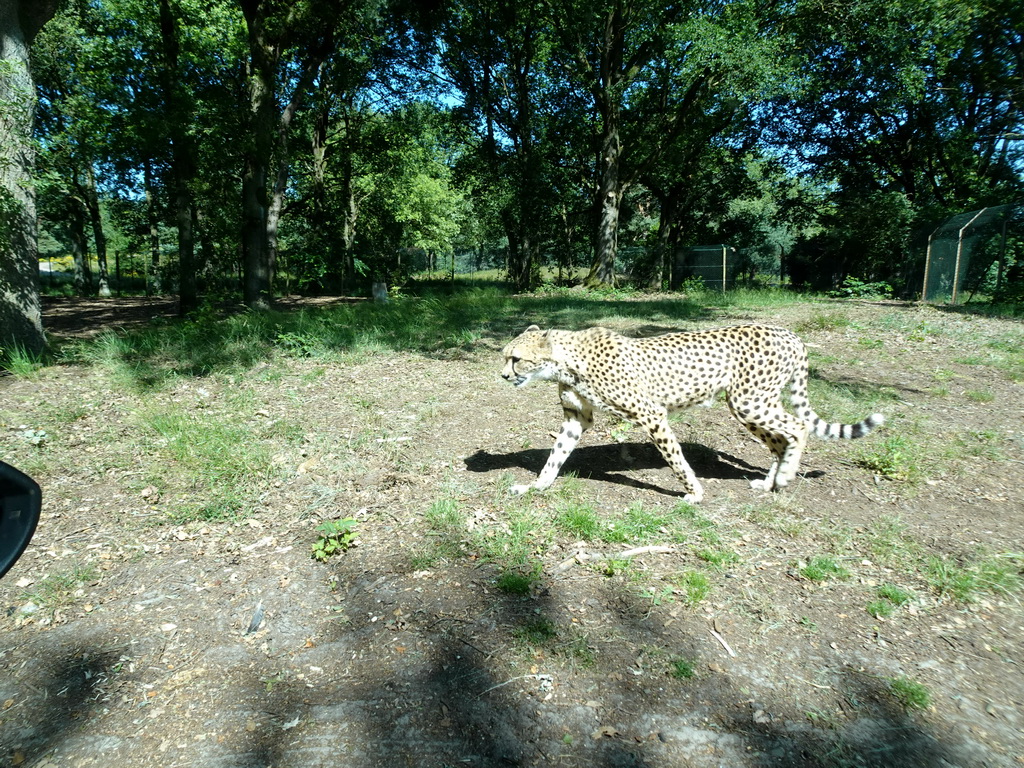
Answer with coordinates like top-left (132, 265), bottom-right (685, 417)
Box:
top-left (1, 296), bottom-right (1022, 767)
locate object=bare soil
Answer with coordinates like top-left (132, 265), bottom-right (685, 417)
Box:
top-left (1, 297), bottom-right (1022, 768)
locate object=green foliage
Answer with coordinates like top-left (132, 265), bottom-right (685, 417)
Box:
top-left (797, 311), bottom-right (853, 333)
top-left (21, 0), bottom-right (1024, 305)
top-left (425, 498), bottom-right (463, 532)
top-left (516, 617), bottom-right (558, 646)
top-left (867, 584), bottom-right (912, 618)
top-left (827, 277), bottom-right (893, 300)
top-left (311, 518), bottom-right (358, 562)
top-left (671, 570), bottom-right (712, 606)
top-left (21, 563), bottom-right (99, 613)
top-left (495, 570), bottom-right (537, 596)
top-left (695, 548), bottom-right (740, 570)
top-left (554, 503), bottom-right (601, 540)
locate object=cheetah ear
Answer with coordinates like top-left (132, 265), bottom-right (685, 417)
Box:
top-left (525, 324), bottom-right (541, 332)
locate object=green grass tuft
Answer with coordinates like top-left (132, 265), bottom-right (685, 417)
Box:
top-left (889, 676), bottom-right (931, 711)
top-left (800, 556), bottom-right (850, 582)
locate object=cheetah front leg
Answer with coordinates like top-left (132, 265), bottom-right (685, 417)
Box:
top-left (637, 410), bottom-right (705, 504)
top-left (511, 386), bottom-right (594, 495)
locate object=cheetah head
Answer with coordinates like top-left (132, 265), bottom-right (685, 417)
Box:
top-left (501, 325), bottom-right (557, 387)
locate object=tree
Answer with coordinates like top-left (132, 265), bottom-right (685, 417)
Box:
top-left (549, 0), bottom-right (791, 287)
top-left (438, 1), bottom-right (561, 290)
top-left (0, 0), bottom-right (58, 357)
top-left (764, 0), bottom-right (1024, 286)
top-left (237, 0), bottom-right (373, 310)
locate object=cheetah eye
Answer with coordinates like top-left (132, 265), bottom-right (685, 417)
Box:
top-left (511, 356), bottom-right (521, 365)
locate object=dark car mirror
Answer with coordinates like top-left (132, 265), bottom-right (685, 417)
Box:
top-left (0, 461), bottom-right (41, 580)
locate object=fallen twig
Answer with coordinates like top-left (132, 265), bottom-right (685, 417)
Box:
top-left (709, 628), bottom-right (737, 657)
top-left (551, 545), bottom-right (675, 574)
top-left (476, 673), bottom-right (550, 698)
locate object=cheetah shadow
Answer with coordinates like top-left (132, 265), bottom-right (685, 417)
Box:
top-left (464, 442), bottom-right (826, 496)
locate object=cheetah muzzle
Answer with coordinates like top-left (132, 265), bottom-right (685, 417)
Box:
top-left (500, 323), bottom-right (884, 502)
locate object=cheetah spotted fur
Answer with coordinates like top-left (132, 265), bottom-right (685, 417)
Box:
top-left (501, 324), bottom-right (884, 502)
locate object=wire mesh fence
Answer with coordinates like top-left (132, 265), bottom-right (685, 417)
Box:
top-left (922, 204), bottom-right (1023, 303)
top-left (671, 245), bottom-right (740, 291)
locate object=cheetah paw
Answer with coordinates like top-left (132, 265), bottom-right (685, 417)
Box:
top-left (749, 479), bottom-right (771, 491)
top-left (682, 488), bottom-right (704, 504)
top-left (510, 483), bottom-right (533, 496)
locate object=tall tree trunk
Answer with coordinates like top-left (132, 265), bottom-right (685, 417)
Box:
top-left (84, 165), bottom-right (111, 297)
top-left (174, 181), bottom-right (197, 312)
top-left (241, 157), bottom-right (271, 308)
top-left (240, 0), bottom-right (276, 311)
top-left (143, 159), bottom-right (161, 294)
top-left (583, 3), bottom-right (627, 289)
top-left (339, 154), bottom-right (359, 289)
top-left (157, 0), bottom-right (197, 315)
top-left (68, 195), bottom-right (92, 295)
top-left (0, 0), bottom-right (58, 357)
top-left (265, 61), bottom-right (315, 300)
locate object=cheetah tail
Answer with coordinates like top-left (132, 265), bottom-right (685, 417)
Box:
top-left (808, 412), bottom-right (885, 440)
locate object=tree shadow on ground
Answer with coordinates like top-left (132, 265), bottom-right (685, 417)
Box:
top-left (0, 634), bottom-right (127, 765)
top-left (209, 558), bottom-right (978, 768)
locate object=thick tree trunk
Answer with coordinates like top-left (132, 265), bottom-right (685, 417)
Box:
top-left (340, 165), bottom-right (359, 288)
top-left (0, 0), bottom-right (58, 357)
top-left (586, 122), bottom-right (623, 287)
top-left (266, 165), bottom-right (284, 296)
top-left (241, 159), bottom-right (271, 309)
top-left (174, 181), bottom-right (197, 313)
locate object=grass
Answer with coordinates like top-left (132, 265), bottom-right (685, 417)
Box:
top-left (21, 563), bottom-right (99, 613)
top-left (553, 499), bottom-right (703, 547)
top-left (554, 502), bottom-right (601, 540)
top-left (796, 311), bottom-right (854, 333)
top-left (800, 556), bottom-right (850, 582)
top-left (411, 498), bottom-right (466, 567)
top-left (669, 657), bottom-right (698, 680)
top-left (924, 553), bottom-right (1022, 602)
top-left (132, 398), bottom-right (285, 524)
top-left (0, 341), bottom-right (46, 377)
top-left (853, 434), bottom-right (923, 483)
top-left (867, 584), bottom-right (913, 619)
top-left (496, 570), bottom-right (537, 595)
top-left (888, 676), bottom-right (931, 711)
top-left (54, 285), bottom-right (712, 389)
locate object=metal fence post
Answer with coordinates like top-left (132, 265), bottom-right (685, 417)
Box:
top-left (952, 208), bottom-right (986, 304)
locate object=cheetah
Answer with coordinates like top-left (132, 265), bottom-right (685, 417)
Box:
top-left (500, 324), bottom-right (884, 502)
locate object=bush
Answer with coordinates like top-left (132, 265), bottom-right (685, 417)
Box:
top-left (828, 276), bottom-right (893, 300)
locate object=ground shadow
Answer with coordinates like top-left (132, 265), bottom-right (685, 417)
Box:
top-left (465, 441), bottom-right (768, 493)
top-left (210, 554), bottom-right (984, 768)
top-left (0, 634), bottom-right (128, 765)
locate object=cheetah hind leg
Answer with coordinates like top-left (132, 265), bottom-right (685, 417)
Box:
top-left (749, 436), bottom-right (804, 491)
top-left (733, 405), bottom-right (807, 492)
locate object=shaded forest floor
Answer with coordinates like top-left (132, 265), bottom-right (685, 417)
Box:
top-left (1, 294), bottom-right (1023, 767)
